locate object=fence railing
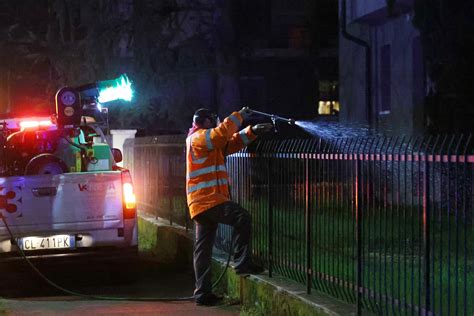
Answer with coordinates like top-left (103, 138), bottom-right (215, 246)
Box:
top-left (218, 135), bottom-right (474, 316)
top-left (124, 134), bottom-right (474, 315)
top-left (123, 135), bottom-right (189, 229)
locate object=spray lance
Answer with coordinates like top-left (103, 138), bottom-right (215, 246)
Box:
top-left (242, 107), bottom-right (295, 133)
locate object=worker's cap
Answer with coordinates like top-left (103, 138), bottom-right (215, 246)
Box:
top-left (193, 108), bottom-right (219, 127)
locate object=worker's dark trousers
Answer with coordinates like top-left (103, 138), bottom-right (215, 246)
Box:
top-left (193, 201), bottom-right (251, 300)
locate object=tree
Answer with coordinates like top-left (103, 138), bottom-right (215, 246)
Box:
top-left (0, 0), bottom-right (239, 134)
top-left (0, 0), bottom-right (131, 115)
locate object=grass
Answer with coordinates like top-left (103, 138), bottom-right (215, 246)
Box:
top-left (232, 197), bottom-right (474, 315)
top-left (0, 299), bottom-right (7, 315)
top-left (240, 302), bottom-right (267, 316)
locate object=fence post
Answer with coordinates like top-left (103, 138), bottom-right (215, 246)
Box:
top-left (267, 154), bottom-right (273, 278)
top-left (355, 157), bottom-right (362, 316)
top-left (423, 157), bottom-right (431, 312)
top-left (305, 157), bottom-right (312, 294)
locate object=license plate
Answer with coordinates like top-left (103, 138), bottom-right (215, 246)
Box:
top-left (17, 235), bottom-right (75, 251)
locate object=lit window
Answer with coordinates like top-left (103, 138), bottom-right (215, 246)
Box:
top-left (318, 101), bottom-right (340, 115)
top-left (318, 80), bottom-right (339, 115)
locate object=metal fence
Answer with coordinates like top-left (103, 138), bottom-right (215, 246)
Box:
top-left (124, 134), bottom-right (474, 315)
top-left (123, 135), bottom-right (190, 229)
top-left (218, 135), bottom-right (474, 316)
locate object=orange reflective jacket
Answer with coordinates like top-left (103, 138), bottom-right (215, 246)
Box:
top-left (186, 111), bottom-right (256, 219)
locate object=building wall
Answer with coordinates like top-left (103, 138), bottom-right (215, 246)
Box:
top-left (373, 15), bottom-right (422, 134)
top-left (339, 1), bottom-right (423, 135)
top-left (348, 0), bottom-right (387, 22)
top-left (339, 22), bottom-right (370, 125)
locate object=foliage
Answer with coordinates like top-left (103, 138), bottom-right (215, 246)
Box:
top-left (0, 0), bottom-right (132, 114)
top-left (0, 0), bottom-right (238, 133)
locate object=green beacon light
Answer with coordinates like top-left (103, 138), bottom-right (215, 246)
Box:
top-left (97, 74), bottom-right (133, 103)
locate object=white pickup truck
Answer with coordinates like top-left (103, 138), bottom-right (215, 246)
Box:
top-left (0, 117), bottom-right (138, 263)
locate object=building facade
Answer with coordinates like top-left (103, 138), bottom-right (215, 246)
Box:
top-left (339, 0), bottom-right (424, 134)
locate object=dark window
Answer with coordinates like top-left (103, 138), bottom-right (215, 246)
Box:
top-left (380, 44), bottom-right (391, 112)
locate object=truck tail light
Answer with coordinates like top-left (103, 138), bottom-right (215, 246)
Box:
top-left (123, 183), bottom-right (136, 209)
top-left (121, 170), bottom-right (136, 219)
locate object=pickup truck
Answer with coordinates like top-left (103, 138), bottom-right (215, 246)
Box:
top-left (0, 117), bottom-right (138, 263)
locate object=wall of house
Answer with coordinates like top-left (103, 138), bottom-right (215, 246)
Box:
top-left (373, 14), bottom-right (422, 135)
top-left (348, 0), bottom-right (387, 22)
top-left (339, 2), bottom-right (423, 135)
top-left (339, 22), bottom-right (370, 125)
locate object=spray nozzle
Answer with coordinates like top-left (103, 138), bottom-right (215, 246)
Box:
top-left (248, 109), bottom-right (295, 125)
top-left (270, 115), bottom-right (278, 133)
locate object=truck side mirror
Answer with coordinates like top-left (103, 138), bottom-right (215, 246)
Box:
top-left (112, 148), bottom-right (122, 163)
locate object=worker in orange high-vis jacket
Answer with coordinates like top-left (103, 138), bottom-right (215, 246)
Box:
top-left (187, 107), bottom-right (273, 306)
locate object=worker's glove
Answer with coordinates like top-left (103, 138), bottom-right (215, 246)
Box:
top-left (238, 107), bottom-right (253, 120)
top-left (251, 123), bottom-right (274, 136)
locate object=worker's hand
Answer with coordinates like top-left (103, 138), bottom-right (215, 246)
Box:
top-left (251, 123), bottom-right (274, 136)
top-left (238, 107), bottom-right (253, 120)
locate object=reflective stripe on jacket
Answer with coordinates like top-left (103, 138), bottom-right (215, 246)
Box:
top-left (186, 111), bottom-right (256, 219)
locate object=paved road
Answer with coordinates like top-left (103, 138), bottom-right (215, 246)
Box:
top-left (0, 259), bottom-right (240, 315)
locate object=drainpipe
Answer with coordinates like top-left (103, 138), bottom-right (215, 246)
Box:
top-left (340, 0), bottom-right (374, 130)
